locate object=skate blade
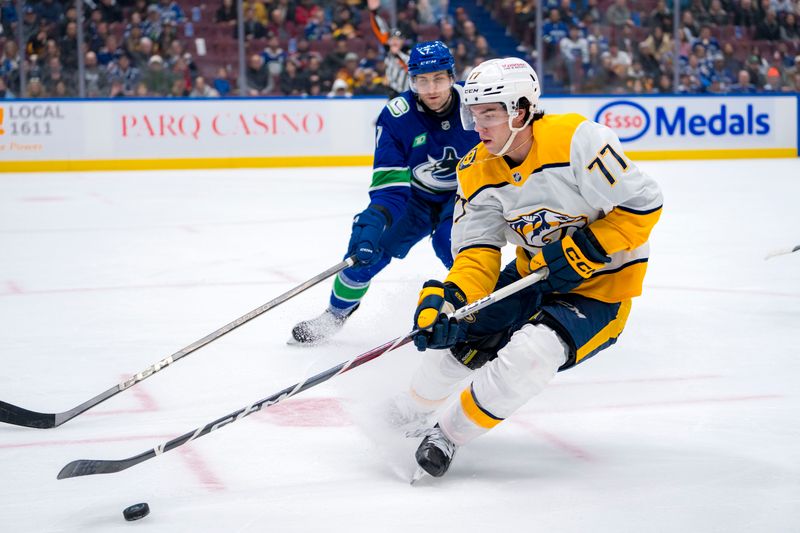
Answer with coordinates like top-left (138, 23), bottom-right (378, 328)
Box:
top-left (410, 467), bottom-right (427, 485)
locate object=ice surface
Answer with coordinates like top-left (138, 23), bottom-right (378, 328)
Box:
top-left (1, 159), bottom-right (798, 532)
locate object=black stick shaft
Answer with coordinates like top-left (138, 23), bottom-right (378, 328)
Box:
top-left (1, 257), bottom-right (355, 429)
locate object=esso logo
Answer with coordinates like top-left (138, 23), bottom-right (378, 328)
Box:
top-left (594, 100), bottom-right (651, 142)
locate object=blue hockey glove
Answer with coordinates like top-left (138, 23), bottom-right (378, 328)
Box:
top-left (529, 228), bottom-right (610, 294)
top-left (412, 280), bottom-right (467, 351)
top-left (347, 205), bottom-right (391, 266)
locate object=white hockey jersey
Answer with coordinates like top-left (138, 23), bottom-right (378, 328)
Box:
top-left (445, 113), bottom-right (663, 304)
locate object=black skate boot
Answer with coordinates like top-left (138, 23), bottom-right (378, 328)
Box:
top-left (414, 424), bottom-right (457, 478)
top-left (289, 304), bottom-right (358, 345)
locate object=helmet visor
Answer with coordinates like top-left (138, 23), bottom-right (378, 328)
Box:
top-left (461, 104), bottom-right (511, 130)
top-left (410, 72), bottom-right (454, 94)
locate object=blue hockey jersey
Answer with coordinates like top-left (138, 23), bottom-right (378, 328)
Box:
top-left (368, 88), bottom-right (481, 223)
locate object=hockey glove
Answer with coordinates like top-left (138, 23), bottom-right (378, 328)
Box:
top-left (529, 228), bottom-right (610, 294)
top-left (412, 280), bottom-right (467, 351)
top-left (347, 205), bottom-right (391, 267)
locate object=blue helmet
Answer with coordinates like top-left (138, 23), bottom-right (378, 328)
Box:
top-left (408, 41), bottom-right (455, 78)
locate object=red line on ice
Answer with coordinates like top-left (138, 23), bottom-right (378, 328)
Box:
top-left (177, 447), bottom-right (226, 491)
top-left (511, 418), bottom-right (595, 462)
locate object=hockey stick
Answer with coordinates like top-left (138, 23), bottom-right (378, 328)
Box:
top-left (1, 256), bottom-right (356, 429)
top-left (765, 244), bottom-right (800, 260)
top-left (57, 269), bottom-right (548, 479)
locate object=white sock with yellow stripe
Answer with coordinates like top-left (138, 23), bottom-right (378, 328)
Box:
top-left (438, 323), bottom-right (568, 446)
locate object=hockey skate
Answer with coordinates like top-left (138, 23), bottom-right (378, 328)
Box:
top-left (289, 305), bottom-right (358, 345)
top-left (411, 424), bottom-right (457, 480)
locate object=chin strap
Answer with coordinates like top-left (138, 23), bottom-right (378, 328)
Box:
top-left (495, 112), bottom-right (534, 156)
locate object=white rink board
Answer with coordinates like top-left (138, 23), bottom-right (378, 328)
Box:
top-left (0, 95), bottom-right (796, 171)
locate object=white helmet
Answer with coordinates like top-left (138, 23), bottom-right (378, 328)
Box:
top-left (459, 58), bottom-right (541, 155)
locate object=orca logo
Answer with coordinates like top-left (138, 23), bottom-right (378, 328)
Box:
top-left (595, 100), bottom-right (650, 142)
top-left (413, 146), bottom-right (461, 190)
top-left (509, 208), bottom-right (586, 248)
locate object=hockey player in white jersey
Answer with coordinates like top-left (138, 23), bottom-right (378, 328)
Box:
top-left (404, 57), bottom-right (664, 478)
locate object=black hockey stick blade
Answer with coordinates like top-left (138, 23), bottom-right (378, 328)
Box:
top-left (3, 256), bottom-right (355, 430)
top-left (0, 401), bottom-right (56, 429)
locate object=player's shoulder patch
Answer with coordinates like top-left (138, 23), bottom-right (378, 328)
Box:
top-left (385, 95), bottom-right (411, 118)
top-left (458, 147), bottom-right (478, 171)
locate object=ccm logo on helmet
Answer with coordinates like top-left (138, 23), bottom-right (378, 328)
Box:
top-left (503, 62), bottom-right (529, 69)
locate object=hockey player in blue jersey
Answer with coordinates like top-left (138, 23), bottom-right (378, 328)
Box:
top-left (291, 41), bottom-right (481, 344)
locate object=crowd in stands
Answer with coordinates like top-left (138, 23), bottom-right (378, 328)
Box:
top-left (0, 0), bottom-right (798, 99)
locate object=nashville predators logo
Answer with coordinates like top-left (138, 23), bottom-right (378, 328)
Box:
top-left (509, 208), bottom-right (587, 248)
top-left (458, 147), bottom-right (477, 171)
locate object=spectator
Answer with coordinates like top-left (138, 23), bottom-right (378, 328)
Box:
top-left (649, 0), bottom-right (672, 31)
top-left (83, 51), bottom-right (108, 97)
top-left (245, 53), bottom-right (272, 95)
top-left (368, 0), bottom-right (410, 96)
top-left (294, 0), bottom-right (320, 26)
top-left (134, 81), bottom-right (150, 96)
top-left (190, 76), bottom-right (220, 97)
top-left (0, 76), bottom-right (14, 98)
top-left (290, 38), bottom-right (315, 69)
top-left (157, 0), bottom-right (185, 25)
top-left (730, 69), bottom-right (756, 92)
top-left (321, 36), bottom-right (350, 81)
top-left (692, 25), bottom-right (720, 56)
top-left (266, 7), bottom-right (291, 40)
top-left (109, 77), bottom-right (126, 97)
top-left (98, 0), bottom-right (123, 24)
top-left (642, 25), bottom-right (673, 63)
top-left (108, 53), bottom-right (140, 95)
top-left (560, 25), bottom-right (589, 91)
top-left (27, 77), bottom-right (45, 97)
top-left (239, 7), bottom-right (266, 40)
top-left (97, 35), bottom-right (122, 66)
top-left (304, 8), bottom-right (331, 40)
top-left (279, 59), bottom-right (308, 95)
top-left (143, 54), bottom-right (173, 95)
top-left (763, 66), bottom-right (783, 92)
top-left (143, 5), bottom-right (164, 43)
top-left (36, 0), bottom-right (63, 25)
top-left (606, 0), bottom-right (632, 29)
top-left (353, 67), bottom-right (389, 95)
top-left (755, 8), bottom-right (781, 40)
top-left (243, 0), bottom-right (267, 25)
top-left (327, 77), bottom-right (352, 97)
top-left (707, 0), bottom-right (729, 26)
top-left (169, 77), bottom-right (189, 97)
top-left (358, 46), bottom-right (380, 71)
top-left (779, 12), bottom-right (798, 42)
top-left (262, 35), bottom-right (286, 78)
top-left (216, 0), bottom-right (237, 25)
top-left (332, 5), bottom-right (358, 40)
top-left (43, 57), bottom-right (75, 96)
top-left (733, 0), bottom-right (759, 28)
top-left (130, 36), bottom-right (154, 69)
top-left (213, 67), bottom-right (232, 96)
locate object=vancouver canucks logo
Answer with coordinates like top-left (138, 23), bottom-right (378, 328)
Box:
top-left (509, 208), bottom-right (587, 248)
top-left (412, 146), bottom-right (461, 191)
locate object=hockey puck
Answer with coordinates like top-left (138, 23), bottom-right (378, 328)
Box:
top-left (123, 502), bottom-right (150, 521)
